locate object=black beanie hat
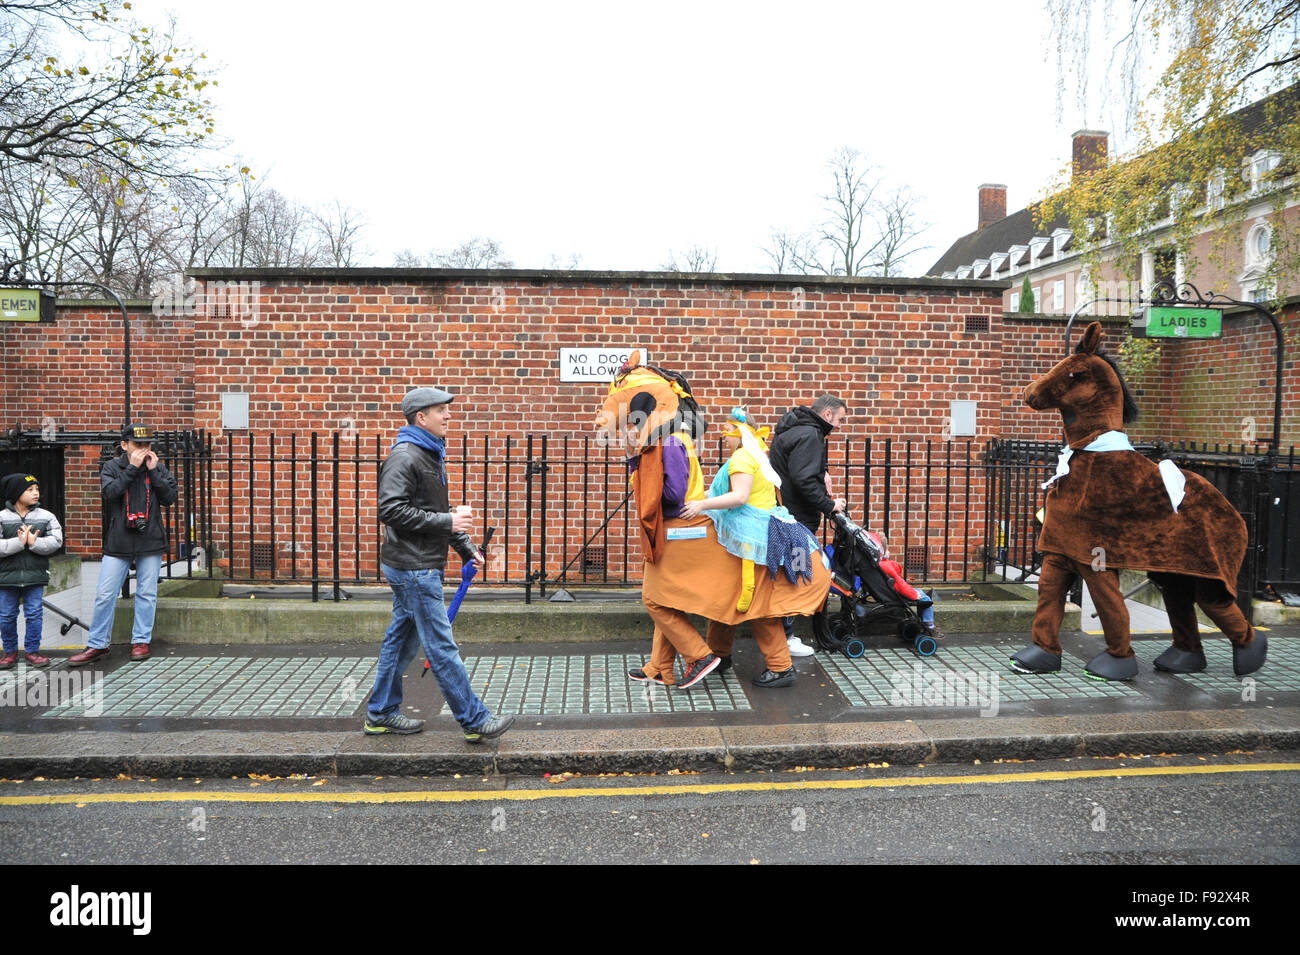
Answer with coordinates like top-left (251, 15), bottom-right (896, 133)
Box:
top-left (2, 473), bottom-right (38, 507)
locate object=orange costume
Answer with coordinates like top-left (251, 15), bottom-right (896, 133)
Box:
top-left (595, 354), bottom-right (830, 685)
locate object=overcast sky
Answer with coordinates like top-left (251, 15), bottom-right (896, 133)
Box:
top-left (128, 0), bottom-right (1151, 274)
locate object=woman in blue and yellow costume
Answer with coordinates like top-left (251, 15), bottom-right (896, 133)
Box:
top-left (682, 408), bottom-right (821, 614)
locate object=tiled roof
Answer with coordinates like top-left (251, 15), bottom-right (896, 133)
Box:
top-left (927, 83), bottom-right (1300, 277)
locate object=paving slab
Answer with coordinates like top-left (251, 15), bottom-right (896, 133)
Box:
top-left (1, 631), bottom-right (1297, 777)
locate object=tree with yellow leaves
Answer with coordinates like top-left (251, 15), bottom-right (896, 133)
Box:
top-left (0, 1), bottom-right (218, 186)
top-left (1039, 1), bottom-right (1300, 303)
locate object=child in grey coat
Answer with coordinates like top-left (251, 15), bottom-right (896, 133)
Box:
top-left (0, 474), bottom-right (64, 668)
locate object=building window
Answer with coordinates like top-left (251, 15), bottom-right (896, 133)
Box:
top-left (1052, 280), bottom-right (1065, 311)
top-left (1247, 222), bottom-right (1273, 265)
top-left (1246, 150), bottom-right (1281, 193)
top-left (1009, 291), bottom-right (1020, 311)
top-left (1206, 170), bottom-right (1225, 211)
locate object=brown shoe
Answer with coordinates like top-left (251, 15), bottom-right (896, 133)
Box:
top-left (24, 651), bottom-right (50, 667)
top-left (0, 651), bottom-right (17, 670)
top-left (68, 647), bottom-right (111, 667)
top-left (130, 643), bottom-right (151, 661)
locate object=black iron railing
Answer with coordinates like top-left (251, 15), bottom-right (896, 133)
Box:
top-left (5, 429), bottom-right (1294, 607)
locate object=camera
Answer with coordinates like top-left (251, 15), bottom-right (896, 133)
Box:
top-left (126, 512), bottom-right (149, 532)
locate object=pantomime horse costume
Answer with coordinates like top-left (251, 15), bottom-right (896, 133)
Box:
top-left (1011, 321), bottom-right (1267, 681)
top-left (595, 353), bottom-right (831, 687)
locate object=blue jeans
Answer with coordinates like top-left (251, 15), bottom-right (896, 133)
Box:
top-left (86, 553), bottom-right (163, 649)
top-left (368, 565), bottom-right (489, 730)
top-left (0, 585), bottom-right (44, 653)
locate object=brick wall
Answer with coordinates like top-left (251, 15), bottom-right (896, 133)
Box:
top-left (184, 271), bottom-right (1013, 583)
top-left (1, 302), bottom-right (194, 556)
top-left (5, 270), bottom-right (1293, 579)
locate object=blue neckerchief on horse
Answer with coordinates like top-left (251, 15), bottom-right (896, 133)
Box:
top-left (1042, 429), bottom-right (1184, 511)
top-left (392, 426), bottom-right (446, 485)
top-left (1042, 430), bottom-right (1133, 490)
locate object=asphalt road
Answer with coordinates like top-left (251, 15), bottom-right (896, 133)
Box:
top-left (2, 753), bottom-right (1296, 865)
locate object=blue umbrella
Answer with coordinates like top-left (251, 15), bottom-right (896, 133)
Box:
top-left (422, 526), bottom-right (494, 676)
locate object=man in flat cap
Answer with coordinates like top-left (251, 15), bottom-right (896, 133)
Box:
top-left (364, 387), bottom-right (514, 743)
top-left (70, 424), bottom-right (178, 665)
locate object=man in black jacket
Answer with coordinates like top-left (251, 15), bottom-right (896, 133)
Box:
top-left (70, 424), bottom-right (179, 665)
top-left (364, 387), bottom-right (513, 742)
top-left (769, 395), bottom-right (847, 656)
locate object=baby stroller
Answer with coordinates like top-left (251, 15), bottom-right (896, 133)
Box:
top-left (811, 510), bottom-right (940, 657)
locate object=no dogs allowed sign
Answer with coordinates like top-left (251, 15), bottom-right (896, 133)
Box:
top-left (559, 348), bottom-right (648, 382)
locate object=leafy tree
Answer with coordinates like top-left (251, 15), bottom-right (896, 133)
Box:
top-left (1040, 0), bottom-right (1300, 298)
top-left (0, 1), bottom-right (219, 187)
top-left (1018, 275), bottom-right (1036, 313)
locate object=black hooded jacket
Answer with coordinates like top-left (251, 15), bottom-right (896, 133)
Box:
top-left (100, 453), bottom-right (179, 559)
top-left (769, 406), bottom-right (835, 531)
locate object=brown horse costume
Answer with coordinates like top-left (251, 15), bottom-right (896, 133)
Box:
top-left (1011, 322), bottom-right (1267, 680)
top-left (595, 353), bottom-right (830, 687)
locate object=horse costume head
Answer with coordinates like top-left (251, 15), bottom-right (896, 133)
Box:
top-left (594, 351), bottom-right (705, 451)
top-left (1024, 321), bottom-right (1140, 447)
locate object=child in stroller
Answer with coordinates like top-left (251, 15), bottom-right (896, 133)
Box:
top-left (811, 510), bottom-right (941, 657)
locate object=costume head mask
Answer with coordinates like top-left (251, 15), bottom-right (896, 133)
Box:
top-left (595, 350), bottom-right (694, 451)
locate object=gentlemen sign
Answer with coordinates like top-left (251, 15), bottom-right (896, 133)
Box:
top-left (1132, 305), bottom-right (1222, 339)
top-left (0, 288), bottom-right (55, 323)
top-left (559, 347), bottom-right (648, 382)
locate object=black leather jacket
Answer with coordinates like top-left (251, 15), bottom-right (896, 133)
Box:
top-left (378, 441), bottom-right (477, 571)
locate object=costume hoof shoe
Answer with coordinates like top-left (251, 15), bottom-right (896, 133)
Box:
top-left (1233, 631), bottom-right (1267, 676)
top-left (1009, 645), bottom-right (1060, 674)
top-left (1152, 645), bottom-right (1206, 673)
top-left (1084, 651), bottom-right (1138, 682)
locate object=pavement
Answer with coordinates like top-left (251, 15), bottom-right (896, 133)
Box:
top-left (3, 616), bottom-right (1298, 777)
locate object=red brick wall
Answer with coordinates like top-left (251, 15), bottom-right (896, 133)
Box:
top-left (1, 303), bottom-right (194, 556)
top-left (1154, 304), bottom-right (1299, 450)
top-left (8, 274), bottom-right (1292, 579)
top-left (181, 274), bottom-right (1017, 583)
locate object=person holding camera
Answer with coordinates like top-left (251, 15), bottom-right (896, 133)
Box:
top-left (69, 424), bottom-right (178, 665)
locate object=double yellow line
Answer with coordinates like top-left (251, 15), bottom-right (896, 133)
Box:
top-left (0, 762), bottom-right (1295, 806)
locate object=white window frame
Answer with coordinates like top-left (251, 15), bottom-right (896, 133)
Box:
top-left (1052, 280), bottom-right (1065, 311)
top-left (1009, 291), bottom-right (1020, 311)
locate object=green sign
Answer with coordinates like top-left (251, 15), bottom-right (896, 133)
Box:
top-left (1133, 305), bottom-right (1222, 339)
top-left (0, 288), bottom-right (55, 323)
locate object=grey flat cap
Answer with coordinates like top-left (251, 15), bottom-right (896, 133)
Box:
top-left (401, 387), bottom-right (455, 416)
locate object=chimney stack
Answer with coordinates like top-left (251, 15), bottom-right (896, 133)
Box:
top-left (1072, 129), bottom-right (1109, 180)
top-left (978, 183), bottom-right (1006, 231)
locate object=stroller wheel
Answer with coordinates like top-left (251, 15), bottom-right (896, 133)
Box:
top-left (812, 595), bottom-right (855, 654)
top-left (915, 635), bottom-right (938, 657)
top-left (845, 638), bottom-right (866, 658)
top-left (897, 619), bottom-right (922, 645)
